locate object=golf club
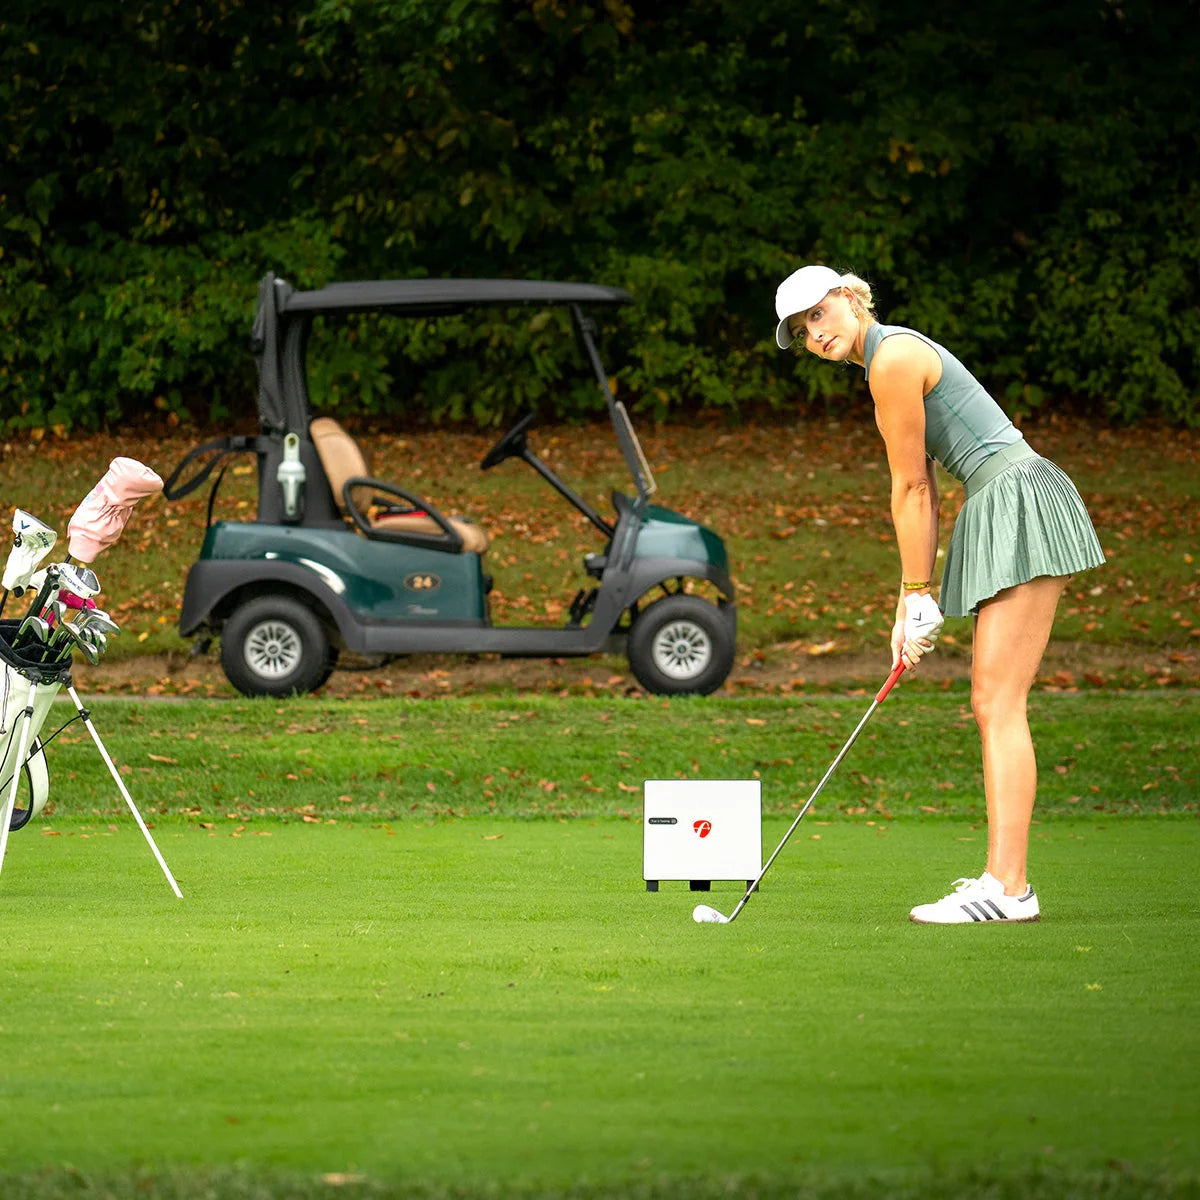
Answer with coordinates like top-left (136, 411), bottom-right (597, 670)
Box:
top-left (33, 600), bottom-right (70, 654)
top-left (15, 614), bottom-right (51, 650)
top-left (57, 562), bottom-right (101, 600)
top-left (19, 564), bottom-right (60, 625)
top-left (51, 618), bottom-right (100, 665)
top-left (46, 604), bottom-right (75, 652)
top-left (692, 661), bottom-right (907, 926)
top-left (79, 610), bottom-right (120, 638)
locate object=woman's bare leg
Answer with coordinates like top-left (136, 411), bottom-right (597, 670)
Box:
top-left (970, 575), bottom-right (1067, 895)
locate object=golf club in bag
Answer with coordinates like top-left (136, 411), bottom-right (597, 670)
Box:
top-left (693, 661), bottom-right (906, 925)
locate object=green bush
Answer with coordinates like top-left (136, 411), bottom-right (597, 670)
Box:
top-left (1, 0), bottom-right (1196, 432)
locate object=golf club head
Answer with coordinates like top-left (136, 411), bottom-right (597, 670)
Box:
top-left (58, 562), bottom-right (100, 599)
top-left (692, 905), bottom-right (731, 925)
top-left (67, 457), bottom-right (163, 563)
top-left (84, 629), bottom-right (108, 655)
top-left (15, 614), bottom-right (51, 649)
top-left (58, 619), bottom-right (100, 665)
top-left (2, 511), bottom-right (58, 591)
top-left (80, 610), bottom-right (120, 637)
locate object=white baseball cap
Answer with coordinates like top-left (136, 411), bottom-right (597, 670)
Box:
top-left (774, 264), bottom-right (846, 349)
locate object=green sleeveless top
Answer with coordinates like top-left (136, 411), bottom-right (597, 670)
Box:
top-left (863, 323), bottom-right (1022, 484)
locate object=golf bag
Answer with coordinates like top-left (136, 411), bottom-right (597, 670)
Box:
top-left (0, 619), bottom-right (66, 831)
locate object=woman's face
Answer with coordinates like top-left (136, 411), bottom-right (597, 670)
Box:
top-left (789, 288), bottom-right (862, 363)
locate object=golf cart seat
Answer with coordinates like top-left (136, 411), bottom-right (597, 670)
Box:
top-left (310, 417), bottom-right (490, 555)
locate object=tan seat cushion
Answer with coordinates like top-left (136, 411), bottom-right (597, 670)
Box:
top-left (371, 511), bottom-right (490, 555)
top-left (310, 416), bottom-right (370, 496)
top-left (309, 417), bottom-right (489, 554)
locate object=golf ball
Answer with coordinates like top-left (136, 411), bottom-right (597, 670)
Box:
top-left (692, 905), bottom-right (727, 924)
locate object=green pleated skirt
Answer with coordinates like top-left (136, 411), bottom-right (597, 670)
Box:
top-left (940, 443), bottom-right (1106, 618)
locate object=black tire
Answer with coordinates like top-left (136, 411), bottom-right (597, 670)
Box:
top-left (220, 595), bottom-right (335, 698)
top-left (627, 594), bottom-right (735, 696)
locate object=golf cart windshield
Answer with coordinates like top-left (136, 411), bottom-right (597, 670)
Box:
top-left (613, 401), bottom-right (657, 498)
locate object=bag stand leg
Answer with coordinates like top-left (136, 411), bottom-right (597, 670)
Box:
top-left (0, 680), bottom-right (40, 880)
top-left (66, 684), bottom-right (184, 899)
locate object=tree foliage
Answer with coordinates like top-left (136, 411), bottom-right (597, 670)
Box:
top-left (2, 0), bottom-right (1197, 433)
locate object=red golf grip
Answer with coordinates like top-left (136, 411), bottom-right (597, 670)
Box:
top-left (874, 660), bottom-right (907, 705)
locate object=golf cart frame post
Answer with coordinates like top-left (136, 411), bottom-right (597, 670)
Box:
top-left (167, 273), bottom-right (736, 696)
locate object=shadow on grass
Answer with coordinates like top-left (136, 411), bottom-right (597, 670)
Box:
top-left (3, 1163), bottom-right (1196, 1199)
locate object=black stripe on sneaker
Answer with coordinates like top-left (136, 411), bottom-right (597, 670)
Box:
top-left (967, 901), bottom-right (999, 921)
top-left (982, 899), bottom-right (1007, 919)
top-left (959, 904), bottom-right (983, 921)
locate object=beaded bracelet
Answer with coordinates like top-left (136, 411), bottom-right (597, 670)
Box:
top-left (902, 580), bottom-right (931, 592)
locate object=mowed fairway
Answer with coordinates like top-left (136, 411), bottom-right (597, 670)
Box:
top-left (0, 764), bottom-right (1197, 1196)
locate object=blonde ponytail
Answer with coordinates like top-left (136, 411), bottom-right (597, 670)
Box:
top-left (839, 273), bottom-right (876, 317)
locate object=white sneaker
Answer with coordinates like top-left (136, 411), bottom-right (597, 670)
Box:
top-left (909, 872), bottom-right (1040, 925)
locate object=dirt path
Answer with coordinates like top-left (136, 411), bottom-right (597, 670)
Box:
top-left (75, 639), bottom-right (1196, 698)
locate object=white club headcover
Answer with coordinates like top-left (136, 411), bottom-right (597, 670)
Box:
top-left (2, 510), bottom-right (58, 591)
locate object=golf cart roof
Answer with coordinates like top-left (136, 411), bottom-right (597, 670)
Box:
top-left (254, 270), bottom-right (650, 496)
top-left (279, 278), bottom-right (632, 316)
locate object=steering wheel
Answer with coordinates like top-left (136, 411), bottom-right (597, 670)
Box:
top-left (481, 411), bottom-right (538, 470)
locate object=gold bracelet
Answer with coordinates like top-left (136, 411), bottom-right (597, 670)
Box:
top-left (902, 580), bottom-right (930, 592)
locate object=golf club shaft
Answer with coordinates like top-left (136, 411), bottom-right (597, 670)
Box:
top-left (23, 565), bottom-right (60, 623)
top-left (723, 661), bottom-right (906, 923)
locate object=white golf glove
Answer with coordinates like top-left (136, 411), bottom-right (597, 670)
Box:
top-left (900, 592), bottom-right (944, 664)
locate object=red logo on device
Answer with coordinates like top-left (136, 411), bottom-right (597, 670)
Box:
top-left (693, 820), bottom-right (712, 838)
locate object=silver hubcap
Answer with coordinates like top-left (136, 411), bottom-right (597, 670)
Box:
top-left (651, 619), bottom-right (712, 681)
top-left (244, 619), bottom-right (302, 680)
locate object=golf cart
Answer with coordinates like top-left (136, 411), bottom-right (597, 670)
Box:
top-left (165, 273), bottom-right (736, 698)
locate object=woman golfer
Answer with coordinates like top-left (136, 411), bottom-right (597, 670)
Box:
top-left (774, 264), bottom-right (1104, 924)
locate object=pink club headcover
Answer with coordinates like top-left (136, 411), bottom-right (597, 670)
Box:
top-left (67, 458), bottom-right (164, 563)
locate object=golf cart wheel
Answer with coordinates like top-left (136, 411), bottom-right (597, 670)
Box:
top-left (220, 595), bottom-right (335, 698)
top-left (627, 594), bottom-right (735, 696)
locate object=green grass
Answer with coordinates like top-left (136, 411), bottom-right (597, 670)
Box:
top-left (34, 688), bottom-right (1197, 822)
top-left (1, 816), bottom-right (1197, 1198)
top-left (0, 690), bottom-right (1195, 1197)
top-left (0, 411), bottom-right (1196, 1198)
